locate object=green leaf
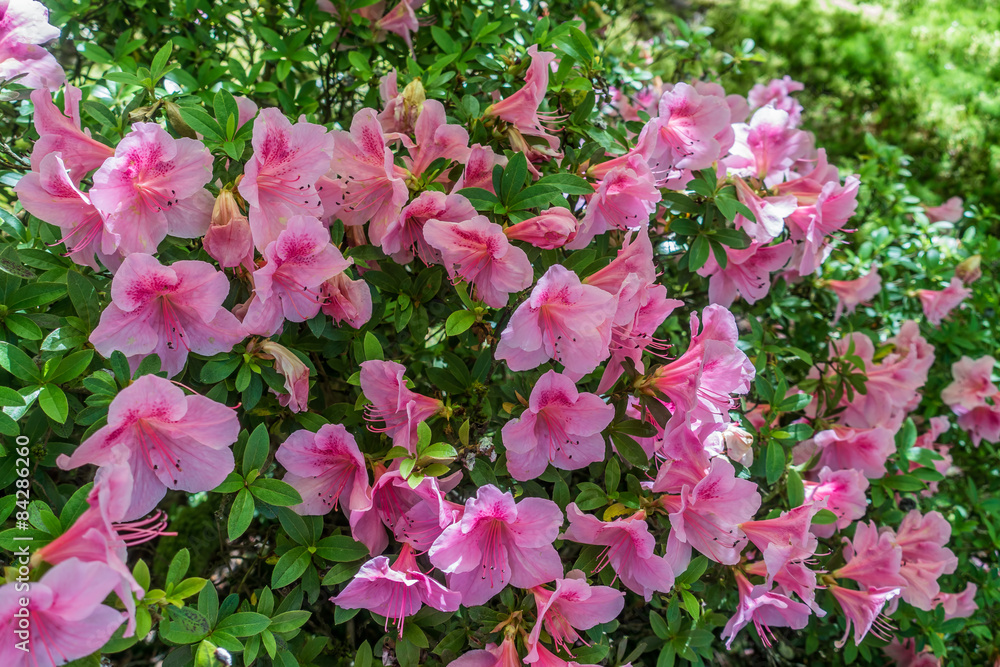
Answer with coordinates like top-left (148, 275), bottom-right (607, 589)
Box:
top-left (881, 475), bottom-right (926, 492)
top-left (314, 535), bottom-right (369, 562)
top-left (363, 331), bottom-right (384, 361)
top-left (687, 235), bottom-right (710, 271)
top-left (38, 385), bottom-right (68, 423)
top-left (216, 612), bottom-right (272, 637)
top-left (509, 184), bottom-right (560, 211)
top-left (455, 187), bottom-right (498, 211)
top-left (249, 478), bottom-right (303, 506)
top-left (271, 546), bottom-right (311, 588)
top-left (711, 228), bottom-right (752, 249)
top-left (609, 432), bottom-right (648, 467)
top-left (167, 548), bottom-right (191, 587)
top-left (228, 488), bottom-right (255, 541)
top-left (445, 310), bottom-right (477, 336)
top-left (160, 606), bottom-right (211, 644)
top-left (179, 106), bottom-right (225, 141)
top-left (46, 350), bottom-right (94, 385)
top-left (0, 386), bottom-right (26, 407)
top-left (268, 610), bottom-right (311, 634)
top-left (243, 423), bottom-right (270, 476)
top-left (811, 509), bottom-right (839, 525)
top-left (765, 441), bottom-right (785, 485)
top-left (787, 468), bottom-right (805, 507)
top-left (500, 152), bottom-right (528, 204)
top-left (7, 282), bottom-right (65, 310)
top-left (4, 314), bottom-right (42, 340)
top-left (201, 356), bottom-right (241, 383)
top-left (150, 40), bottom-right (174, 79)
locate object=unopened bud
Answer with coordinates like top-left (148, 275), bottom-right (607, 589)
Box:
top-left (955, 255), bottom-right (981, 285)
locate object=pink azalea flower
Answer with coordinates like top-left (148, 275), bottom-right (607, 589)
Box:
top-left (526, 570), bottom-right (625, 661)
top-left (562, 504), bottom-right (674, 601)
top-left (424, 215), bottom-right (534, 308)
top-left (697, 240), bottom-right (794, 307)
top-left (918, 277), bottom-right (971, 326)
top-left (583, 227), bottom-right (657, 292)
top-left (29, 85), bottom-right (114, 180)
top-left (501, 370), bottom-right (614, 481)
top-left (747, 76), bottom-right (805, 126)
top-left (642, 305), bottom-right (755, 423)
top-left (526, 643), bottom-right (585, 667)
top-left (826, 266), bottom-right (881, 323)
top-left (720, 571), bottom-right (811, 649)
top-left (276, 423), bottom-right (370, 517)
top-left (732, 177), bottom-right (797, 242)
top-left (485, 45), bottom-right (561, 154)
top-left (504, 207), bottom-right (579, 250)
top-left (327, 108), bottom-right (409, 244)
top-left (360, 360), bottom-right (443, 452)
top-left (724, 106), bottom-right (812, 187)
top-left (242, 215), bottom-right (351, 336)
top-left (811, 426), bottom-right (895, 479)
top-left (89, 122), bottom-right (214, 255)
top-left (14, 152), bottom-right (119, 271)
top-left (883, 638), bottom-right (941, 667)
top-left (382, 190), bottom-right (476, 264)
top-left (89, 253), bottom-right (246, 377)
top-left (932, 582), bottom-right (978, 620)
top-left (330, 543), bottom-right (460, 635)
top-left (649, 415), bottom-right (716, 493)
top-left (761, 560), bottom-right (826, 617)
top-left (452, 143), bottom-right (507, 194)
top-left (955, 402), bottom-right (1000, 446)
top-left (833, 521), bottom-right (908, 590)
top-left (802, 466), bottom-right (869, 537)
top-left (377, 70), bottom-right (424, 135)
top-left (238, 107), bottom-right (334, 251)
top-left (374, 0), bottom-right (424, 52)
top-left (828, 584), bottom-right (900, 647)
top-left (0, 558), bottom-right (124, 667)
top-left (941, 355), bottom-right (997, 411)
top-left (203, 187), bottom-right (254, 270)
top-left (740, 504), bottom-right (820, 585)
top-left (428, 484), bottom-right (563, 606)
top-left (568, 154), bottom-right (660, 250)
top-left (400, 99), bottom-right (470, 178)
top-left (889, 510), bottom-right (958, 610)
top-left (449, 637), bottom-right (523, 667)
top-left (659, 458), bottom-right (761, 565)
top-left (260, 341), bottom-right (310, 412)
top-left (321, 271), bottom-right (373, 329)
top-left (56, 374), bottom-right (240, 519)
top-left (776, 150), bottom-right (860, 254)
top-left (0, 0), bottom-right (64, 91)
top-left (924, 196), bottom-right (963, 223)
top-left (495, 264), bottom-right (616, 375)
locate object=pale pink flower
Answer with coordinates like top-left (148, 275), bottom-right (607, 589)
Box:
top-left (803, 466), bottom-right (869, 537)
top-left (942, 355), bottom-right (997, 411)
top-left (526, 570), bottom-right (625, 661)
top-left (203, 187), bottom-right (254, 269)
top-left (562, 505), bottom-right (674, 601)
top-left (29, 85), bottom-right (114, 179)
top-left (424, 215), bottom-right (533, 308)
top-left (327, 108), bottom-right (409, 244)
top-left (485, 45), bottom-right (561, 153)
top-left (400, 99), bottom-right (470, 178)
top-left (382, 190), bottom-right (476, 264)
top-left (731, 177), bottom-right (797, 242)
top-left (748, 76), bottom-right (805, 126)
top-left (374, 0), bottom-right (423, 52)
top-left (495, 264), bottom-right (616, 375)
top-left (276, 423), bottom-right (370, 517)
top-left (827, 266), bottom-right (881, 323)
top-left (568, 154), bottom-right (660, 250)
top-left (833, 521), bottom-right (908, 590)
top-left (924, 196), bottom-right (963, 223)
top-left (811, 426), bottom-right (895, 479)
top-left (89, 253), bottom-right (246, 377)
top-left (0, 559), bottom-right (124, 667)
top-left (890, 510), bottom-right (958, 610)
top-left (360, 360), bottom-right (443, 452)
top-left (261, 341), bottom-right (310, 412)
top-left (828, 584), bottom-right (900, 647)
top-left (918, 277), bottom-right (971, 326)
top-left (331, 543), bottom-right (460, 636)
top-left (883, 638), bottom-right (941, 667)
top-left (502, 370), bottom-right (614, 481)
top-left (697, 240), bottom-right (794, 307)
top-left (720, 572), bottom-right (811, 649)
top-left (0, 0), bottom-right (64, 91)
top-left (955, 402), bottom-right (1000, 446)
top-left (242, 215), bottom-right (351, 336)
top-left (504, 207), bottom-right (579, 249)
top-left (57, 374), bottom-right (239, 520)
top-left (453, 143), bottom-right (508, 194)
top-left (14, 152), bottom-right (119, 270)
top-left (90, 122), bottom-right (214, 255)
top-left (429, 485), bottom-right (563, 606)
top-left (238, 108), bottom-right (334, 250)
top-left (660, 458), bottom-right (761, 565)
top-left (724, 106), bottom-right (812, 187)
top-left (932, 583), bottom-right (978, 620)
top-left (321, 271), bottom-right (373, 329)
top-left (583, 227), bottom-right (657, 292)
top-left (740, 504), bottom-right (820, 585)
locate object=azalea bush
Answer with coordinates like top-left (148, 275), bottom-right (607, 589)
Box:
top-left (0, 1), bottom-right (998, 667)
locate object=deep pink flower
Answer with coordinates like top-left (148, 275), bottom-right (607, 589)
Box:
top-left (526, 570), bottom-right (625, 661)
top-left (0, 558), bottom-right (124, 667)
top-left (429, 485), bottom-right (563, 606)
top-left (833, 521), bottom-right (908, 590)
top-left (562, 504), bottom-right (674, 601)
top-left (57, 374), bottom-right (239, 520)
top-left (643, 305), bottom-right (755, 423)
top-left (360, 360), bottom-right (443, 452)
top-left (485, 45), bottom-right (561, 153)
top-left (261, 341), bottom-right (310, 412)
top-left (924, 196), bottom-right (963, 223)
top-left (918, 277), bottom-right (971, 326)
top-left (424, 215), bottom-right (534, 308)
top-left (203, 187), bottom-right (254, 270)
top-left (504, 207), bottom-right (579, 250)
top-left (400, 99), bottom-right (470, 178)
top-left (321, 271), bottom-right (373, 329)
top-left (811, 426), bottom-right (895, 479)
top-left (29, 85), bottom-right (114, 180)
top-left (381, 190), bottom-right (476, 264)
top-left (748, 76), bottom-right (805, 126)
top-left (14, 152), bottom-right (119, 270)
top-left (276, 423), bottom-right (370, 517)
top-left (932, 583), bottom-right (978, 620)
top-left (955, 402), bottom-right (1000, 446)
top-left (890, 510), bottom-right (958, 610)
top-left (720, 572), bottom-right (811, 649)
top-left (941, 355), bottom-right (996, 411)
top-left (802, 466), bottom-right (869, 537)
top-left (452, 143), bottom-right (507, 194)
top-left (331, 543), bottom-right (460, 635)
top-left (697, 240), bottom-right (794, 307)
top-left (724, 106), bottom-right (812, 187)
top-left (242, 215), bottom-right (351, 336)
top-left (449, 637), bottom-right (523, 667)
top-left (569, 154), bottom-right (660, 250)
top-left (826, 266), bottom-right (881, 323)
top-left (89, 253), bottom-right (246, 377)
top-left (238, 107), bottom-right (334, 251)
top-left (0, 0), bottom-right (64, 91)
top-left (502, 370), bottom-right (614, 481)
top-left (660, 458), bottom-right (761, 565)
top-left (90, 122), bottom-right (214, 255)
top-left (828, 584), bottom-right (900, 647)
top-left (327, 108), bottom-right (409, 244)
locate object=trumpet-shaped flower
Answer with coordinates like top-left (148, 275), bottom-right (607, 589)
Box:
top-left (697, 240), bottom-right (793, 307)
top-left (321, 271), bottom-right (373, 329)
top-left (504, 207), bottom-right (579, 250)
top-left (0, 0), bottom-right (64, 91)
top-left (720, 572), bottom-right (811, 650)
top-left (833, 521), bottom-right (908, 590)
top-left (812, 426), bottom-right (896, 479)
top-left (526, 570), bottom-right (625, 661)
top-left (29, 85), bottom-right (114, 179)
top-left (890, 510), bottom-right (958, 610)
top-left (360, 360), bottom-right (443, 452)
top-left (918, 277), bottom-right (971, 326)
top-left (276, 423), bottom-right (371, 517)
top-left (828, 584), bottom-right (900, 648)
top-left (569, 155), bottom-right (660, 250)
top-left (381, 190), bottom-right (476, 264)
top-left (827, 266), bottom-right (881, 324)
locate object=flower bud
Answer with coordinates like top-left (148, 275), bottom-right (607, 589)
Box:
top-left (955, 255), bottom-right (981, 285)
top-left (260, 341), bottom-right (309, 413)
top-left (204, 187), bottom-right (254, 269)
top-left (504, 208), bottom-right (579, 250)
